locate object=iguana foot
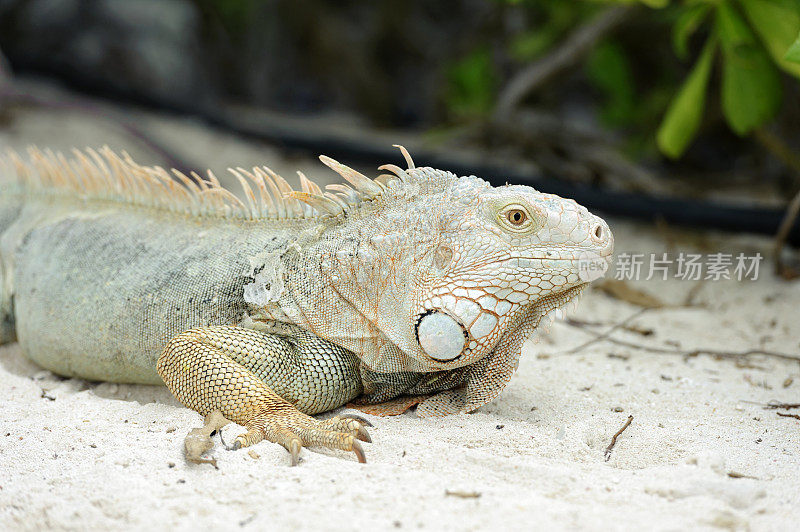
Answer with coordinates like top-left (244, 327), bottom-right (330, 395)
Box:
top-left (229, 412), bottom-right (371, 465)
top-left (158, 326), bottom-right (371, 465)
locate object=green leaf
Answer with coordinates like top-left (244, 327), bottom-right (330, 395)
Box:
top-left (510, 30), bottom-right (560, 62)
top-left (445, 48), bottom-right (497, 118)
top-left (586, 41), bottom-right (637, 126)
top-left (717, 2), bottom-right (783, 135)
top-left (640, 0), bottom-right (669, 7)
top-left (657, 38), bottom-right (716, 158)
top-left (673, 3), bottom-right (713, 59)
top-left (739, 0), bottom-right (800, 78)
top-left (786, 30), bottom-right (800, 63)
top-left (602, 0), bottom-right (670, 6)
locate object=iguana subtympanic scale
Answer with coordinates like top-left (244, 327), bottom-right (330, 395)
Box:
top-left (0, 145), bottom-right (613, 464)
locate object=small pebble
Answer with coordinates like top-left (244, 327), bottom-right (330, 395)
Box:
top-left (612, 406), bottom-right (624, 412)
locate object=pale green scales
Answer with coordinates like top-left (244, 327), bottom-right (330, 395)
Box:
top-left (0, 145), bottom-right (613, 462)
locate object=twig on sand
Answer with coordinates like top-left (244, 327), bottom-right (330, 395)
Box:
top-left (727, 471), bottom-right (760, 479)
top-left (563, 309), bottom-right (648, 354)
top-left (604, 415), bottom-right (633, 462)
top-left (445, 490), bottom-right (482, 499)
top-left (559, 319), bottom-right (800, 364)
top-left (760, 401), bottom-right (800, 410)
top-left (776, 412), bottom-right (800, 420)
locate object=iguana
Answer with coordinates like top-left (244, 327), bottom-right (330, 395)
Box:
top-left (0, 145), bottom-right (613, 464)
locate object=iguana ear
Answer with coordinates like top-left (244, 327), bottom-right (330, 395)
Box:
top-left (416, 311), bottom-right (467, 362)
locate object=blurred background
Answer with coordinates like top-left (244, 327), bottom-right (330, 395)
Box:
top-left (1, 0), bottom-right (800, 262)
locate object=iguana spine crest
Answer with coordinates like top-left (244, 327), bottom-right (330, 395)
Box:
top-left (2, 145), bottom-right (420, 222)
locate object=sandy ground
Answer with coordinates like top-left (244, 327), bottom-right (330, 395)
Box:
top-left (1, 80), bottom-right (799, 531)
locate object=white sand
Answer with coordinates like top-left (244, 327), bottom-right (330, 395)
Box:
top-left (1, 81), bottom-right (799, 531)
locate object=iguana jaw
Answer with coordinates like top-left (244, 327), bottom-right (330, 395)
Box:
top-left (517, 283), bottom-right (587, 341)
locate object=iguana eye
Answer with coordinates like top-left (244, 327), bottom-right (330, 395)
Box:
top-left (498, 204), bottom-right (535, 232)
top-left (507, 209), bottom-right (527, 225)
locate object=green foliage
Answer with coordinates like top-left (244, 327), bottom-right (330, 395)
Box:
top-left (509, 1), bottom-right (595, 61)
top-left (786, 30), bottom-right (800, 62)
top-left (739, 0), bottom-right (800, 77)
top-left (657, 38), bottom-right (715, 158)
top-left (717, 1), bottom-right (783, 135)
top-left (194, 0), bottom-right (257, 34)
top-left (672, 3), bottom-right (712, 59)
top-left (585, 41), bottom-right (637, 126)
top-left (445, 48), bottom-right (497, 118)
top-left (461, 0), bottom-right (800, 160)
top-left (656, 0), bottom-right (800, 157)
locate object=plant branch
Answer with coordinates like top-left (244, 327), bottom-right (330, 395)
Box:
top-left (773, 187), bottom-right (800, 279)
top-left (495, 5), bottom-right (634, 117)
top-left (753, 127), bottom-right (800, 179)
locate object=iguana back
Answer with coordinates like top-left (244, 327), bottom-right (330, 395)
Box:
top-left (0, 148), bottom-right (312, 382)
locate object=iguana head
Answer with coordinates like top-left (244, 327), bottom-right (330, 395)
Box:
top-left (249, 147), bottom-right (613, 375)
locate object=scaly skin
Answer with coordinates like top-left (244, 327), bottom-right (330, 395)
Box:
top-left (157, 326), bottom-right (370, 463)
top-left (0, 146), bottom-right (613, 464)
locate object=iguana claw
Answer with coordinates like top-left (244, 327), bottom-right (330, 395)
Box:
top-left (338, 413), bottom-right (374, 427)
top-left (352, 441), bottom-right (366, 464)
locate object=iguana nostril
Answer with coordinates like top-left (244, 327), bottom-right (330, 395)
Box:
top-left (592, 223), bottom-right (604, 241)
top-left (416, 311), bottom-right (466, 362)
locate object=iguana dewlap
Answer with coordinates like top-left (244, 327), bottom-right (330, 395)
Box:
top-left (0, 145), bottom-right (613, 464)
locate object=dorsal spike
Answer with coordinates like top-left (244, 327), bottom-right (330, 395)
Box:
top-left (250, 167), bottom-right (278, 217)
top-left (323, 191), bottom-right (350, 210)
top-left (319, 155), bottom-right (383, 197)
top-left (236, 167), bottom-right (273, 218)
top-left (297, 171), bottom-right (323, 196)
top-left (199, 188), bottom-right (248, 217)
top-left (289, 191), bottom-right (344, 217)
top-left (266, 171), bottom-right (304, 218)
top-left (374, 174), bottom-right (397, 188)
top-left (228, 168), bottom-right (259, 219)
top-left (260, 167), bottom-right (288, 219)
top-left (326, 183), bottom-right (361, 204)
top-left (8, 150), bottom-right (29, 183)
top-left (190, 171), bottom-right (209, 191)
top-left (263, 169), bottom-right (303, 218)
top-left (377, 164), bottom-right (412, 182)
top-left (393, 144), bottom-right (415, 169)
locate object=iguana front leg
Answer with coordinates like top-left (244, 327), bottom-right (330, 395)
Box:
top-left (157, 326), bottom-right (371, 465)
